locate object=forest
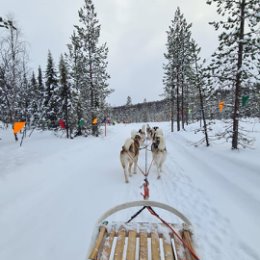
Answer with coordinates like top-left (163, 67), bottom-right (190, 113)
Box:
top-left (1, 0), bottom-right (260, 149)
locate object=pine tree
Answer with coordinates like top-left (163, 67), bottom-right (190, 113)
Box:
top-left (189, 40), bottom-right (210, 146)
top-left (163, 7), bottom-right (193, 131)
top-left (73, 0), bottom-right (111, 123)
top-left (126, 96), bottom-right (132, 106)
top-left (207, 0), bottom-right (260, 149)
top-left (66, 31), bottom-right (84, 123)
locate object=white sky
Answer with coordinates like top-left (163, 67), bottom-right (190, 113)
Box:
top-left (1, 0), bottom-right (220, 106)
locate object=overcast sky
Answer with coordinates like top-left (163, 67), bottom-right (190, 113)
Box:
top-left (2, 0), bottom-right (220, 106)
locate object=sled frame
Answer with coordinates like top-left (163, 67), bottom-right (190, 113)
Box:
top-left (88, 200), bottom-right (198, 260)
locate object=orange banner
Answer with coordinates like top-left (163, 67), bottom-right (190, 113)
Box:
top-left (13, 122), bottom-right (26, 134)
top-left (92, 117), bottom-right (98, 125)
top-left (218, 101), bottom-right (224, 112)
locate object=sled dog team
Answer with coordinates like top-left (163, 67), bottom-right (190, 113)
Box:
top-left (120, 124), bottom-right (167, 183)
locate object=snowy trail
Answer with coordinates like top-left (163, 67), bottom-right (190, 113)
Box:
top-left (167, 132), bottom-right (260, 260)
top-left (0, 121), bottom-right (259, 260)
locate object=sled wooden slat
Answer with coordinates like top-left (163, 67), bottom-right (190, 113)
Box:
top-left (172, 231), bottom-right (186, 260)
top-left (163, 235), bottom-right (175, 260)
top-left (88, 226), bottom-right (107, 260)
top-left (151, 231), bottom-right (160, 260)
top-left (88, 222), bottom-right (198, 260)
top-left (114, 227), bottom-right (126, 260)
top-left (99, 229), bottom-right (116, 260)
top-left (182, 229), bottom-right (195, 260)
top-left (139, 231), bottom-right (148, 260)
top-left (126, 230), bottom-right (137, 260)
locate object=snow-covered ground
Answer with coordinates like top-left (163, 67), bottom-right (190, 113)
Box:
top-left (0, 119), bottom-right (259, 260)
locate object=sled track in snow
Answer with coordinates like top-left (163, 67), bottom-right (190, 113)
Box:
top-left (165, 133), bottom-right (259, 260)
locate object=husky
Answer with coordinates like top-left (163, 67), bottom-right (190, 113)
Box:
top-left (138, 125), bottom-right (146, 145)
top-left (120, 133), bottom-right (141, 183)
top-left (151, 133), bottom-right (167, 179)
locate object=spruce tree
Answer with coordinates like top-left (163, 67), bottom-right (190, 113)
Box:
top-left (58, 54), bottom-right (74, 138)
top-left (66, 31), bottom-right (85, 124)
top-left (37, 66), bottom-right (44, 100)
top-left (29, 72), bottom-right (39, 124)
top-left (163, 7), bottom-right (193, 131)
top-left (73, 0), bottom-right (111, 123)
top-left (43, 50), bottom-right (59, 128)
top-left (126, 96), bottom-right (132, 106)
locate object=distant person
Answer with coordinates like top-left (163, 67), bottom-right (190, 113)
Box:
top-left (74, 118), bottom-right (84, 137)
top-left (92, 116), bottom-right (98, 137)
top-left (58, 119), bottom-right (66, 129)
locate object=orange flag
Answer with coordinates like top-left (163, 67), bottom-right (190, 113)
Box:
top-left (218, 101), bottom-right (224, 112)
top-left (13, 122), bottom-right (26, 134)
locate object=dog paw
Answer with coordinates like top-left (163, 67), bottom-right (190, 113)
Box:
top-left (157, 175), bottom-right (161, 179)
top-left (125, 180), bottom-right (129, 183)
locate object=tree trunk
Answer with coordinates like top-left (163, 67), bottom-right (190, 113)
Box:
top-left (176, 66), bottom-right (180, 131)
top-left (195, 59), bottom-right (209, 147)
top-left (65, 88), bottom-right (69, 139)
top-left (232, 0), bottom-right (245, 149)
top-left (199, 86), bottom-right (209, 147)
top-left (170, 88), bottom-right (174, 132)
top-left (181, 73), bottom-right (185, 130)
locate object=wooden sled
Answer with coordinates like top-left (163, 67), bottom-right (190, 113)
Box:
top-left (88, 200), bottom-right (199, 260)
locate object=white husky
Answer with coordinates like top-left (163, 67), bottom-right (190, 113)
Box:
top-left (151, 133), bottom-right (167, 179)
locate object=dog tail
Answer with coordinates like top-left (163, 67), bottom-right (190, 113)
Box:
top-left (123, 138), bottom-right (134, 151)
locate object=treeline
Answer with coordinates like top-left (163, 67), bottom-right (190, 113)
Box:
top-left (111, 83), bottom-right (260, 123)
top-left (1, 0), bottom-right (260, 149)
top-left (0, 0), bottom-right (112, 138)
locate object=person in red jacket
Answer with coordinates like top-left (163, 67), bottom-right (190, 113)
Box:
top-left (59, 119), bottom-right (66, 129)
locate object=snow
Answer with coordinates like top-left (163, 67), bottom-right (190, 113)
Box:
top-left (0, 119), bottom-right (260, 260)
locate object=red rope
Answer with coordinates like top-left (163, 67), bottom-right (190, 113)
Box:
top-left (147, 207), bottom-right (200, 260)
top-left (126, 146), bottom-right (153, 200)
top-left (141, 179), bottom-right (150, 200)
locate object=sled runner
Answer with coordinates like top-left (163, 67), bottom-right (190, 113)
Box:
top-left (87, 200), bottom-right (199, 260)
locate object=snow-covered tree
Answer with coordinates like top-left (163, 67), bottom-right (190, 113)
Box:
top-left (207, 0), bottom-right (260, 149)
top-left (43, 50), bottom-right (59, 128)
top-left (73, 0), bottom-right (111, 122)
top-left (0, 18), bottom-right (27, 126)
top-left (58, 54), bottom-right (75, 138)
top-left (189, 40), bottom-right (210, 146)
top-left (28, 72), bottom-right (39, 124)
top-left (163, 7), bottom-right (194, 131)
top-left (66, 31), bottom-right (84, 123)
top-left (37, 66), bottom-right (44, 100)
top-left (126, 96), bottom-right (132, 106)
